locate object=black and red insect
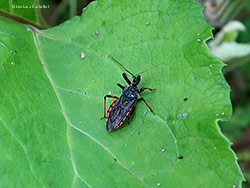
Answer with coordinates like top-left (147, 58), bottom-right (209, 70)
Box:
top-left (103, 58), bottom-right (157, 132)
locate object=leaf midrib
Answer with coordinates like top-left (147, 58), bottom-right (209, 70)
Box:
top-left (30, 25), bottom-right (148, 187)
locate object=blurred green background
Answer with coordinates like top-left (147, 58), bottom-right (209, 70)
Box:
top-left (1, 0), bottom-right (250, 187)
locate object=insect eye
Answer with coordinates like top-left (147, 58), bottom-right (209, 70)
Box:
top-left (131, 95), bottom-right (134, 97)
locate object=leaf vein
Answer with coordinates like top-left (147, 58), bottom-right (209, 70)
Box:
top-left (30, 25), bottom-right (146, 186)
top-left (0, 117), bottom-right (45, 188)
top-left (31, 25), bottom-right (92, 188)
top-left (70, 123), bottom-right (146, 184)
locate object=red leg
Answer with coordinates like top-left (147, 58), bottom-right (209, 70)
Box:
top-left (138, 97), bottom-right (155, 114)
top-left (139, 87), bottom-right (155, 93)
top-left (103, 95), bottom-right (119, 118)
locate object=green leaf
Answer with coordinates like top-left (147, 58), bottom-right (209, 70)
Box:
top-left (0, 0), bottom-right (244, 187)
top-left (0, 0), bottom-right (45, 27)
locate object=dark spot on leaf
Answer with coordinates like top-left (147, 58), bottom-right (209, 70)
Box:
top-left (183, 98), bottom-right (188, 101)
top-left (14, 50), bottom-right (17, 53)
top-left (138, 132), bottom-right (140, 135)
top-left (114, 158), bottom-right (117, 162)
top-left (178, 156), bottom-right (183, 159)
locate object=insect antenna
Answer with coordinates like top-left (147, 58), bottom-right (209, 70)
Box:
top-left (135, 64), bottom-right (160, 76)
top-left (111, 57), bottom-right (135, 78)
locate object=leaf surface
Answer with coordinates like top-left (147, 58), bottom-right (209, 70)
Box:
top-left (0, 0), bottom-right (244, 187)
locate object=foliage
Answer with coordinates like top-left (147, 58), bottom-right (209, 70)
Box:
top-left (0, 0), bottom-right (244, 187)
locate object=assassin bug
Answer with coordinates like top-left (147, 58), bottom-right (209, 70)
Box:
top-left (103, 58), bottom-right (158, 132)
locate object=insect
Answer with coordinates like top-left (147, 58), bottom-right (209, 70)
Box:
top-left (103, 58), bottom-right (158, 132)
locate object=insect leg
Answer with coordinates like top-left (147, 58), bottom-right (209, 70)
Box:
top-left (103, 95), bottom-right (119, 118)
top-left (138, 97), bottom-right (155, 114)
top-left (117, 83), bottom-right (126, 89)
top-left (139, 87), bottom-right (155, 93)
top-left (122, 73), bottom-right (132, 85)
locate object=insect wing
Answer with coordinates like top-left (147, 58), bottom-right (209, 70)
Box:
top-left (106, 98), bottom-right (135, 132)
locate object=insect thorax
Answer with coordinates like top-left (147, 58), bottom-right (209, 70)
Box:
top-left (123, 86), bottom-right (138, 100)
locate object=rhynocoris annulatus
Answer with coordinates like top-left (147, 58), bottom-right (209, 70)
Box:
top-left (103, 57), bottom-right (158, 132)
